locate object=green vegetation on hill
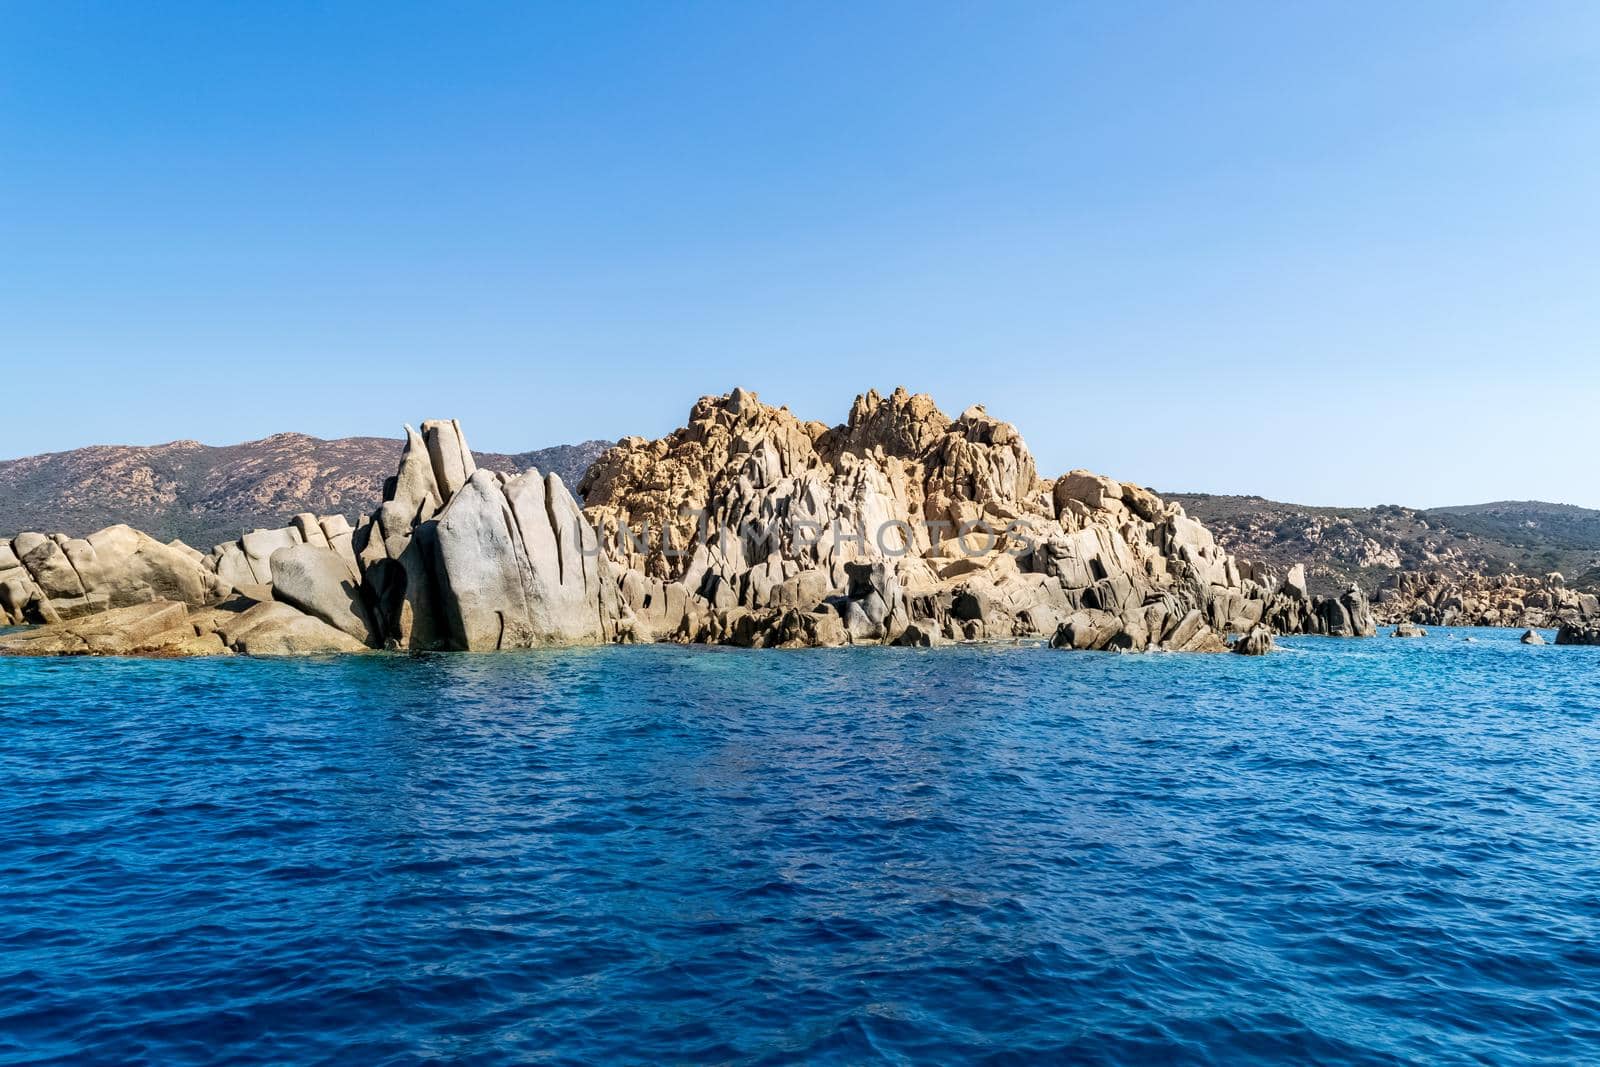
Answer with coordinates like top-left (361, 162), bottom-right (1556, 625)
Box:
top-left (1169, 494), bottom-right (1600, 597)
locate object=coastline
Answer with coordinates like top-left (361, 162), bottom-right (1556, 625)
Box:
top-left (4, 389), bottom-right (1593, 662)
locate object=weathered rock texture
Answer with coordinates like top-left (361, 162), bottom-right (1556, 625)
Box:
top-left (1375, 570), bottom-right (1598, 630)
top-left (1555, 623), bottom-right (1600, 646)
top-left (3, 387), bottom-right (1391, 657)
top-left (1231, 625), bottom-right (1275, 656)
top-left (3, 419), bottom-right (623, 656)
top-left (579, 388), bottom-right (1372, 651)
top-left (0, 526), bottom-right (229, 627)
top-left (0, 596), bottom-right (362, 657)
top-left (352, 421), bottom-right (617, 650)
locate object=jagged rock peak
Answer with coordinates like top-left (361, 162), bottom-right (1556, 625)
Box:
top-left (579, 387), bottom-right (1044, 578)
top-left (354, 420), bottom-right (618, 651)
top-left (829, 386), bottom-right (951, 459)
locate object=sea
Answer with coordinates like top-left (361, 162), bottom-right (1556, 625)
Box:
top-left (1, 627), bottom-right (1597, 1065)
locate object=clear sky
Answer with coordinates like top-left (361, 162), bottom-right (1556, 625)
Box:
top-left (3, 3), bottom-right (1598, 507)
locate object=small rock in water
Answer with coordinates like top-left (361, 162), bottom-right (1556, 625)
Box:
top-left (1390, 623), bottom-right (1427, 638)
top-left (1520, 629), bottom-right (1545, 645)
top-left (1230, 624), bottom-right (1275, 656)
top-left (1555, 623), bottom-right (1600, 646)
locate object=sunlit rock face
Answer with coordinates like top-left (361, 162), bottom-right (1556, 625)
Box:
top-left (1376, 569), bottom-right (1598, 630)
top-left (352, 419), bottom-right (618, 651)
top-left (576, 386), bottom-right (1356, 651)
top-left (3, 387), bottom-right (1389, 656)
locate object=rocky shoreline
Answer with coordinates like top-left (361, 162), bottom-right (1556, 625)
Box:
top-left (4, 388), bottom-right (1395, 658)
top-left (1374, 569), bottom-right (1598, 630)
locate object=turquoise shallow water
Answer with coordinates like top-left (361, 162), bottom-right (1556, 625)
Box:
top-left (1, 628), bottom-right (1598, 1065)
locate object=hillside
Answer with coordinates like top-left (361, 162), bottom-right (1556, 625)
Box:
top-left (1169, 495), bottom-right (1600, 596)
top-left (0, 434), bottom-right (612, 551)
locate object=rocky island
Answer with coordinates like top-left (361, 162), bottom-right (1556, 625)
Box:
top-left (3, 388), bottom-right (1388, 657)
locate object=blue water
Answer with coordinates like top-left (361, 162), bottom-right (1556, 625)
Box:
top-left (2, 630), bottom-right (1599, 1065)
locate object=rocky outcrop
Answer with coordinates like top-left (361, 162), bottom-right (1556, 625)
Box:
top-left (356, 425), bottom-right (449, 650)
top-left (207, 512), bottom-right (357, 591)
top-left (580, 387), bottom-right (1367, 652)
top-left (212, 601), bottom-right (369, 656)
top-left (0, 600), bottom-right (204, 656)
top-left (1259, 576), bottom-right (1376, 638)
top-left (0, 525), bottom-right (229, 626)
top-left (1391, 623), bottom-right (1427, 638)
top-left (1050, 606), bottom-right (1228, 653)
top-left (269, 543), bottom-right (376, 644)
top-left (431, 469), bottom-right (614, 649)
top-left (1521, 628), bottom-right (1545, 645)
top-left (0, 595), bottom-right (362, 657)
top-left (353, 421), bottom-right (618, 650)
top-left (1231, 625), bottom-right (1274, 655)
top-left (1319, 585), bottom-right (1379, 637)
top-left (1172, 495), bottom-right (1600, 602)
top-left (1, 387), bottom-right (1394, 657)
top-left (1555, 623), bottom-right (1600, 646)
top-left (1376, 570), bottom-right (1597, 630)
top-left (1, 417), bottom-right (623, 656)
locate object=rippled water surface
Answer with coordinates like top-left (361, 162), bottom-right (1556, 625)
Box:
top-left (3, 629), bottom-right (1600, 1064)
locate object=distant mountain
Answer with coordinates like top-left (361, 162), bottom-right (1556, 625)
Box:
top-left (1169, 494), bottom-right (1600, 596)
top-left (0, 433), bottom-right (613, 551)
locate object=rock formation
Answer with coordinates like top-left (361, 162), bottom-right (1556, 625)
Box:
top-left (0, 525), bottom-right (228, 626)
top-left (0, 596), bottom-right (363, 657)
top-left (352, 420), bottom-right (617, 650)
top-left (1375, 569), bottom-right (1597, 630)
top-left (212, 600), bottom-right (370, 656)
top-left (2, 416), bottom-right (620, 656)
top-left (1555, 622), bottom-right (1600, 646)
top-left (269, 542), bottom-right (375, 644)
top-left (207, 512), bottom-right (358, 594)
top-left (2, 386), bottom-right (1396, 657)
top-left (580, 387), bottom-right (1371, 652)
top-left (1231, 625), bottom-right (1275, 655)
top-left (1172, 494), bottom-right (1600, 603)
top-left (1253, 568), bottom-right (1377, 639)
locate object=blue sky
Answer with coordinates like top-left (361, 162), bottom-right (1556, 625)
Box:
top-left (3, 3), bottom-right (1598, 506)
